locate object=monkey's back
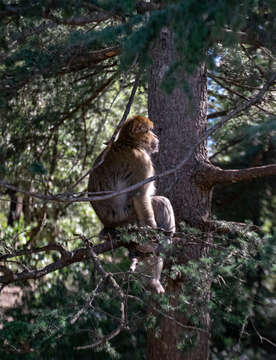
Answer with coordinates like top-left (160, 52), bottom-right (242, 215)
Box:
top-left (88, 144), bottom-right (155, 227)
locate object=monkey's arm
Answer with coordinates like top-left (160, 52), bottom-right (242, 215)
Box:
top-left (133, 194), bottom-right (157, 228)
top-left (130, 149), bottom-right (157, 228)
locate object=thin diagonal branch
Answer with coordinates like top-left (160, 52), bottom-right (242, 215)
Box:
top-left (71, 67), bottom-right (142, 189)
top-left (1, 72), bottom-right (275, 204)
top-left (76, 240), bottom-right (127, 350)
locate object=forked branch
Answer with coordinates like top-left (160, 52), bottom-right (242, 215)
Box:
top-left (0, 238), bottom-right (125, 287)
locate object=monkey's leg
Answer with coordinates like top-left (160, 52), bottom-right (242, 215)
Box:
top-left (143, 254), bottom-right (165, 294)
top-left (133, 196), bottom-right (175, 293)
top-left (151, 196), bottom-right (175, 234)
top-left (146, 196), bottom-right (175, 293)
top-left (149, 255), bottom-right (165, 294)
top-left (130, 257), bottom-right (138, 272)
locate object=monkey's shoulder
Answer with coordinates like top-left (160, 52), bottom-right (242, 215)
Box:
top-left (108, 145), bottom-right (152, 164)
top-left (88, 146), bottom-right (154, 190)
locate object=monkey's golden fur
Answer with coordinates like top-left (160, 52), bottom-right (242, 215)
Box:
top-left (88, 116), bottom-right (158, 229)
top-left (88, 116), bottom-right (175, 293)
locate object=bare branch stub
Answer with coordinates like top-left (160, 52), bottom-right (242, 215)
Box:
top-left (70, 277), bottom-right (104, 325)
top-left (75, 237), bottom-right (128, 350)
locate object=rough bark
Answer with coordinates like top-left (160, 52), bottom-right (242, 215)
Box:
top-left (148, 28), bottom-right (210, 226)
top-left (147, 28), bottom-right (211, 359)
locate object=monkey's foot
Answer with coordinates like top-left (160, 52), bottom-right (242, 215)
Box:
top-left (149, 279), bottom-right (165, 294)
top-left (130, 257), bottom-right (138, 272)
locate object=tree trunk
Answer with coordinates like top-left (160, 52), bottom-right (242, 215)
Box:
top-left (147, 27), bottom-right (211, 360)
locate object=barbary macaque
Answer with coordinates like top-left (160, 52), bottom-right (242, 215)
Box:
top-left (88, 116), bottom-right (175, 293)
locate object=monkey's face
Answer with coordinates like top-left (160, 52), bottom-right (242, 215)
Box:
top-left (148, 130), bottom-right (159, 154)
top-left (118, 116), bottom-right (159, 154)
top-left (137, 129), bottom-right (159, 154)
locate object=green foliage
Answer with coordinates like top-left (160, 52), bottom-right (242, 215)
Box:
top-left (118, 224), bottom-right (169, 246)
top-left (143, 225), bottom-right (276, 357)
top-left (0, 251), bottom-right (148, 359)
top-left (29, 162), bottom-right (46, 175)
top-left (0, 223), bottom-right (275, 358)
top-left (210, 230), bottom-right (276, 358)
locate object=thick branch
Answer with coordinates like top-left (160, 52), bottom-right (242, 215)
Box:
top-left (0, 3), bottom-right (113, 23)
top-left (1, 46), bottom-right (120, 98)
top-left (59, 46), bottom-right (121, 75)
top-left (197, 164), bottom-right (276, 188)
top-left (44, 13), bottom-right (112, 26)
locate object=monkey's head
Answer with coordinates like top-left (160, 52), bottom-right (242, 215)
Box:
top-left (118, 116), bottom-right (159, 154)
